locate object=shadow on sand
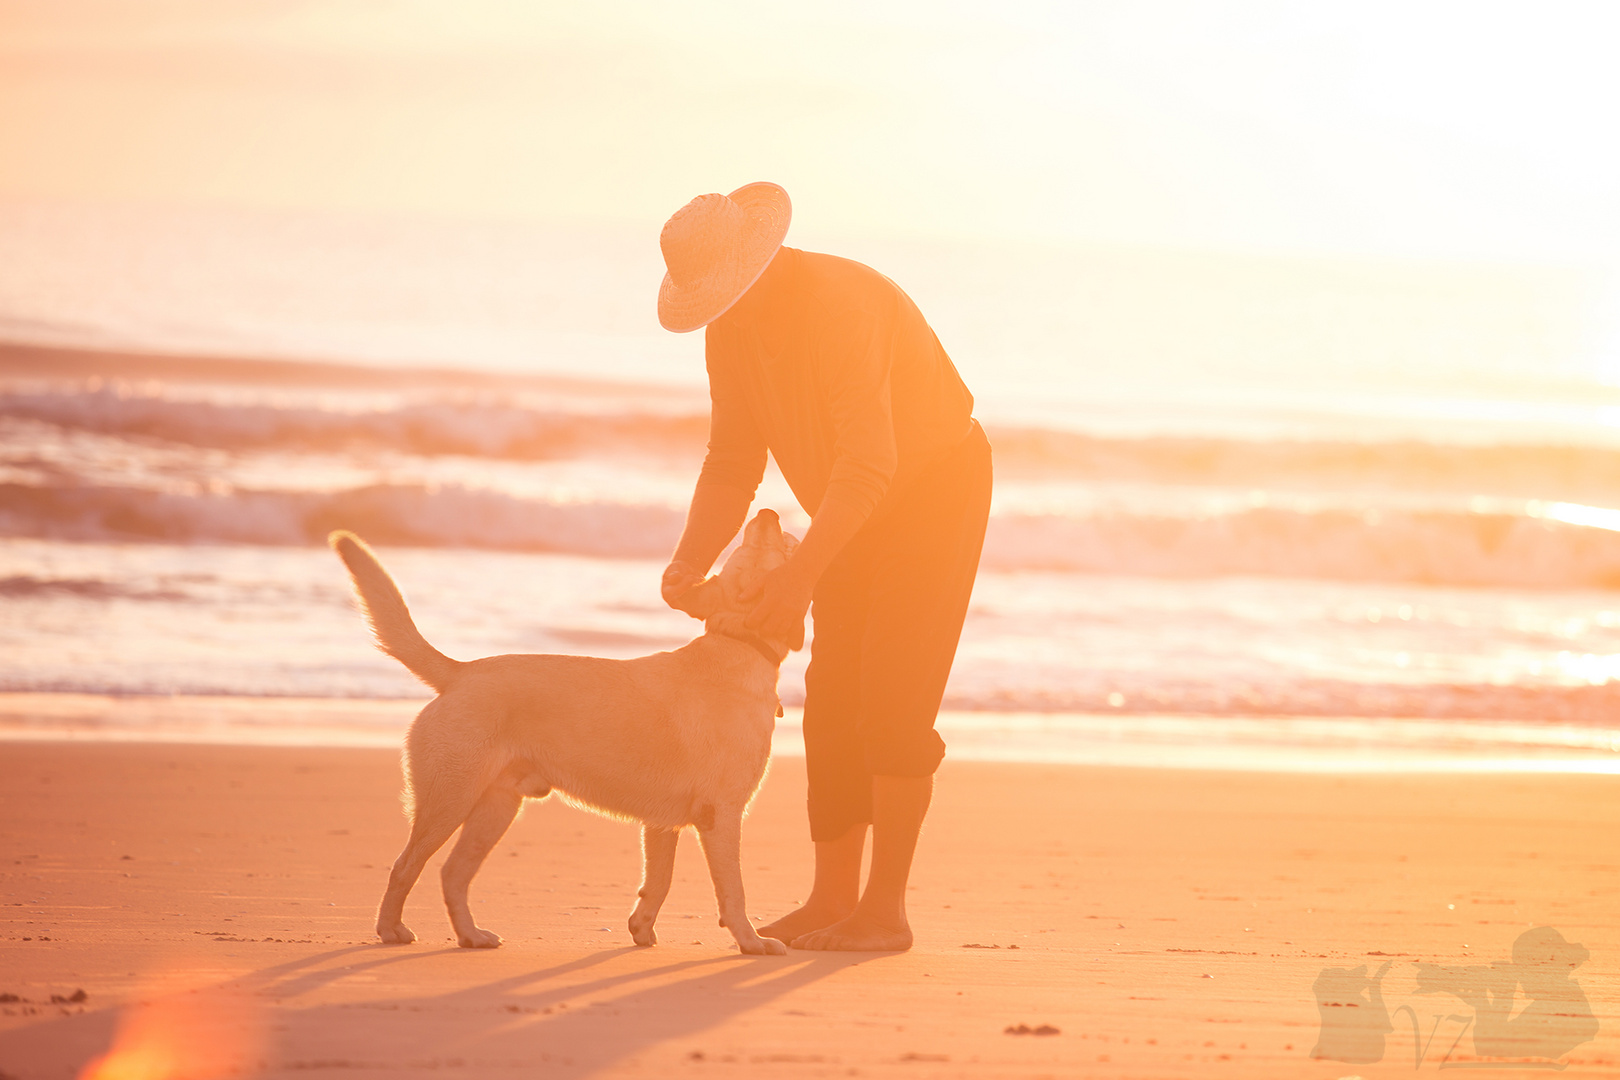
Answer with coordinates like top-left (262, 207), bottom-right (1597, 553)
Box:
top-left (1, 943), bottom-right (876, 1077)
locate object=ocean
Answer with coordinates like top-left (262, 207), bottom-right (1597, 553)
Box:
top-left (2, 200), bottom-right (1619, 766)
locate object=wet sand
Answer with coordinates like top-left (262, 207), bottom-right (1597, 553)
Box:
top-left (2, 738), bottom-right (1618, 1079)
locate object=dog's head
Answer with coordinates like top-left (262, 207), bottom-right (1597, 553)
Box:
top-left (669, 509), bottom-right (803, 651)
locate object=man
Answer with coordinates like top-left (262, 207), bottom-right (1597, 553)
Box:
top-left (658, 182), bottom-right (991, 951)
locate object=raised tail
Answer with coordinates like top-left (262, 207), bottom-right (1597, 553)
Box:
top-left (329, 531), bottom-right (462, 693)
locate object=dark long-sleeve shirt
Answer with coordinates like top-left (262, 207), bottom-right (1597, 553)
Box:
top-left (696, 247), bottom-right (975, 523)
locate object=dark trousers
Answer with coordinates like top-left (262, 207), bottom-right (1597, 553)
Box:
top-left (802, 420), bottom-right (993, 841)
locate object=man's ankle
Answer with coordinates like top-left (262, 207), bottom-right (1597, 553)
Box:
top-left (803, 892), bottom-right (858, 915)
top-left (852, 897), bottom-right (908, 928)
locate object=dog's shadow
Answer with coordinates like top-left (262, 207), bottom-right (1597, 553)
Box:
top-left (252, 944), bottom-right (872, 1074)
top-left (88, 943), bottom-right (867, 1075)
top-left (6, 944), bottom-right (873, 1077)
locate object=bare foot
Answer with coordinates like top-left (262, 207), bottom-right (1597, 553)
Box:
top-left (790, 909), bottom-right (912, 952)
top-left (759, 901), bottom-right (853, 944)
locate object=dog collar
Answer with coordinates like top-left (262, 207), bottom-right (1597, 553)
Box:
top-left (713, 628), bottom-right (786, 667)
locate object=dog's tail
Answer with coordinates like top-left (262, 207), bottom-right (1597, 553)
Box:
top-left (329, 530), bottom-right (461, 693)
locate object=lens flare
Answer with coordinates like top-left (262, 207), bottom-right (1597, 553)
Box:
top-left (76, 976), bottom-right (264, 1080)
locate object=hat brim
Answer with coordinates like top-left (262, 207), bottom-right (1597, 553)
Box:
top-left (658, 182), bottom-right (792, 333)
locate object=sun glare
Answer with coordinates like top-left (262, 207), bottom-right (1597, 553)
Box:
top-left (75, 977), bottom-right (264, 1080)
top-left (1537, 501), bottom-right (1620, 534)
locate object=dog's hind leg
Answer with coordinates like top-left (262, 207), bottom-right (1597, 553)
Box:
top-left (696, 811), bottom-right (787, 956)
top-left (376, 802), bottom-right (472, 946)
top-left (628, 825), bottom-right (679, 946)
top-left (440, 784), bottom-right (523, 948)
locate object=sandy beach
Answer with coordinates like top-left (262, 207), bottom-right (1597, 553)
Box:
top-left (3, 729), bottom-right (1617, 1079)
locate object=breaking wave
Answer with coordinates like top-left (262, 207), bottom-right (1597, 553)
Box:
top-left (9, 385), bottom-right (1620, 500)
top-left (0, 483), bottom-right (686, 557)
top-left (4, 481), bottom-right (1620, 587)
top-left (1, 386), bottom-right (707, 459)
top-left (984, 507), bottom-right (1620, 588)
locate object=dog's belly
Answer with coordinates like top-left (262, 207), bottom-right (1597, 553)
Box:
top-left (506, 715), bottom-right (774, 830)
top-left (537, 744), bottom-right (771, 829)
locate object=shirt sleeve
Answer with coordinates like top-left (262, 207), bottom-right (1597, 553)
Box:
top-left (695, 324), bottom-right (768, 499)
top-left (814, 300), bottom-right (899, 520)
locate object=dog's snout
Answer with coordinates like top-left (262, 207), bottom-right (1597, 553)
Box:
top-left (747, 508), bottom-right (783, 543)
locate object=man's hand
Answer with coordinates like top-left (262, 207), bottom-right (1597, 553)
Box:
top-left (743, 561), bottom-right (814, 648)
top-left (661, 560), bottom-right (705, 610)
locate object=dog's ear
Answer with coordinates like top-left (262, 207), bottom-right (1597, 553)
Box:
top-left (670, 576), bottom-right (725, 620)
top-left (784, 616), bottom-right (805, 653)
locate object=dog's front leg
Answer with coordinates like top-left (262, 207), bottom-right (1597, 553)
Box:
top-left (696, 812), bottom-right (787, 956)
top-left (628, 825), bottom-right (678, 946)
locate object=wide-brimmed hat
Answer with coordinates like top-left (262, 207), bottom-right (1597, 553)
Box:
top-left (657, 182), bottom-right (791, 333)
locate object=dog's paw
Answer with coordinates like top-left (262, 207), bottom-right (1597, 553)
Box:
top-left (629, 920), bottom-right (658, 947)
top-left (377, 922), bottom-right (416, 945)
top-left (456, 927), bottom-right (503, 949)
top-left (736, 934), bottom-right (788, 956)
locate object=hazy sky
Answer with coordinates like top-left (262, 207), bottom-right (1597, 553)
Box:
top-left (3, 0), bottom-right (1618, 267)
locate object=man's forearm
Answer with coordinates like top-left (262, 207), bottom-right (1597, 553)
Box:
top-left (672, 483), bottom-right (754, 574)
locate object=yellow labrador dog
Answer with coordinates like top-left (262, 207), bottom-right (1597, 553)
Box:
top-left (330, 509), bottom-right (799, 955)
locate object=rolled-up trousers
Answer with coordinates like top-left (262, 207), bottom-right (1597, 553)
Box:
top-left (802, 420), bottom-right (993, 841)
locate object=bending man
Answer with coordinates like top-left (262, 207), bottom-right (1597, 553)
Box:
top-left (658, 182), bottom-right (992, 951)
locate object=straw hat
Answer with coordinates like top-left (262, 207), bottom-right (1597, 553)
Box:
top-left (657, 182), bottom-right (791, 333)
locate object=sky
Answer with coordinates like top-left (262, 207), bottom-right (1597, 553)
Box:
top-left (2, 1), bottom-right (1617, 259)
top-left (2, 0), bottom-right (1619, 385)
